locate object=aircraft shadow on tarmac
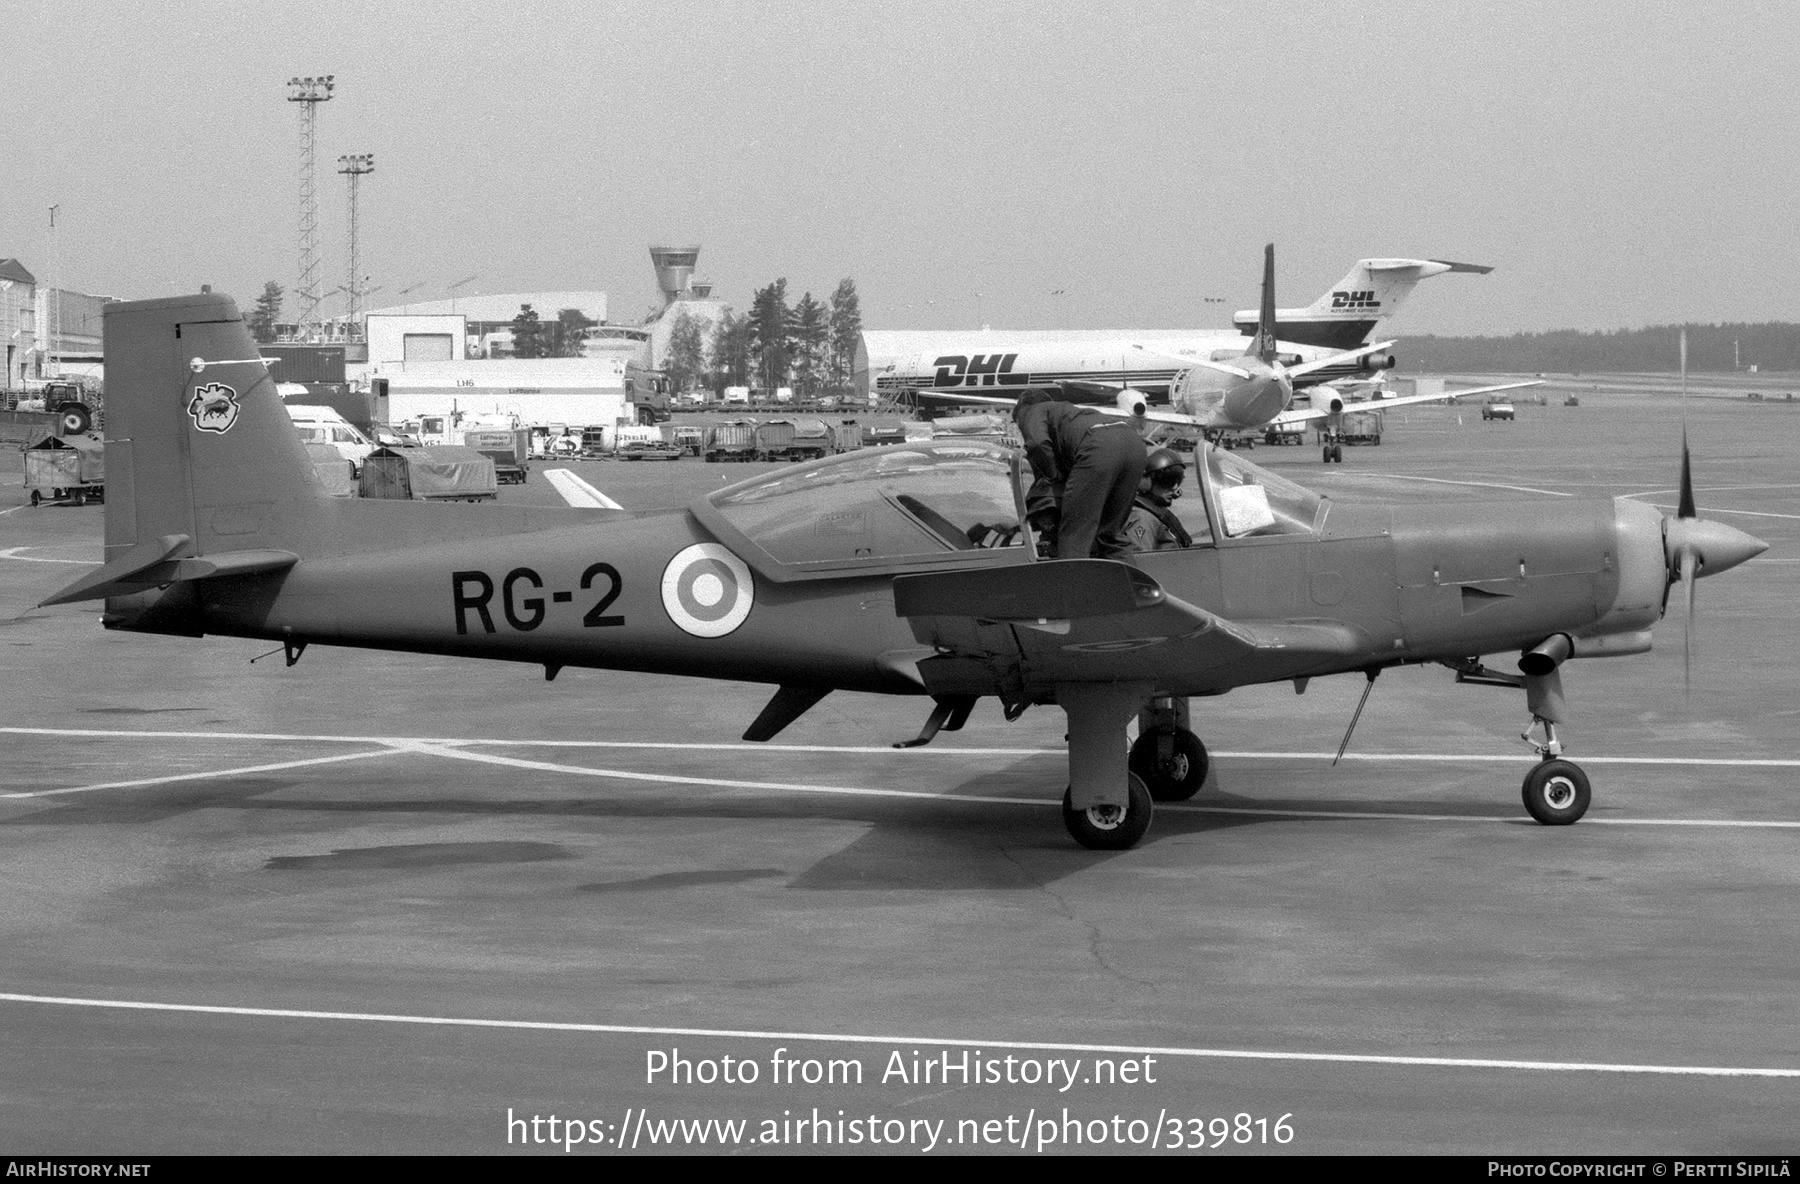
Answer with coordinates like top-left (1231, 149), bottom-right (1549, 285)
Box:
top-left (2, 760), bottom-right (1533, 892)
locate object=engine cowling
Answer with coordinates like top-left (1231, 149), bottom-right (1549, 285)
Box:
top-left (1115, 389), bottom-right (1149, 418)
top-left (1360, 352), bottom-right (1396, 372)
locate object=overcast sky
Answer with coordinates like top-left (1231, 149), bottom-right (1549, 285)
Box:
top-left (6, 0), bottom-right (1795, 337)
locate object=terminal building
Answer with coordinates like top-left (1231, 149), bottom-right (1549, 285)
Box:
top-left (1, 258), bottom-right (110, 389)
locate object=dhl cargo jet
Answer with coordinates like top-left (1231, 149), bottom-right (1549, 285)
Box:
top-left (859, 246), bottom-right (1537, 444)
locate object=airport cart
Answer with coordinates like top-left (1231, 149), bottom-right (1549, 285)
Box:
top-left (24, 433), bottom-right (105, 507)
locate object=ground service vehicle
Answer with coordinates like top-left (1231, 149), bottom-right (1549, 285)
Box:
top-left (24, 433), bottom-right (105, 506)
top-left (1340, 408), bottom-right (1383, 445)
top-left (461, 428), bottom-right (531, 484)
top-left (617, 440), bottom-right (682, 461)
top-left (704, 420), bottom-right (759, 462)
top-left (1484, 401), bottom-right (1516, 421)
top-left (287, 406), bottom-right (376, 473)
top-left (624, 360), bottom-right (672, 424)
top-left (47, 293), bottom-right (1768, 851)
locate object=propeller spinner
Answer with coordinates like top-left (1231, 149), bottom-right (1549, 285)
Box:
top-left (1662, 431), bottom-right (1768, 696)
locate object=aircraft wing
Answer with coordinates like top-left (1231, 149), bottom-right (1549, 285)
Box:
top-left (911, 390), bottom-right (1204, 428)
top-left (892, 559), bottom-right (1365, 694)
top-left (1270, 380), bottom-right (1546, 427)
top-left (543, 468), bottom-right (623, 509)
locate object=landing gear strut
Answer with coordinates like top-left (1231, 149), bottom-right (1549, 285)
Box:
top-left (1520, 711), bottom-right (1590, 824)
top-left (1448, 652), bottom-right (1593, 826)
top-left (1057, 682), bottom-right (1156, 850)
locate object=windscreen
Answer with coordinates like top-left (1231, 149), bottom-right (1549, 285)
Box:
top-left (710, 441), bottom-right (1026, 564)
top-left (1203, 445), bottom-right (1323, 537)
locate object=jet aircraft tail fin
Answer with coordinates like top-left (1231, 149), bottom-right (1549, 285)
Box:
top-left (1296, 257), bottom-right (1492, 320)
top-left (1233, 257), bottom-right (1492, 351)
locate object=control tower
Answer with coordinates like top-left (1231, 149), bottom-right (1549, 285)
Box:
top-left (648, 245), bottom-right (701, 306)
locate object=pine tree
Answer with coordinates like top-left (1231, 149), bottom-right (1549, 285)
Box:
top-left (709, 309), bottom-right (752, 391)
top-left (790, 292), bottom-right (827, 399)
top-left (748, 280), bottom-right (790, 392)
top-left (249, 281), bottom-right (284, 344)
top-left (828, 278), bottom-right (862, 394)
top-left (666, 308), bottom-right (707, 393)
top-left (552, 308), bottom-right (596, 358)
top-left (510, 304), bottom-right (545, 359)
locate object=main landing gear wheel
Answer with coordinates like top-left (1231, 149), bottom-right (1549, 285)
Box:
top-left (1129, 728), bottom-right (1208, 802)
top-left (1521, 759), bottom-right (1590, 825)
top-left (1063, 773), bottom-right (1153, 850)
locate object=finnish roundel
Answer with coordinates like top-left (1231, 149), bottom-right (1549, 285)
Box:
top-left (661, 543), bottom-right (754, 638)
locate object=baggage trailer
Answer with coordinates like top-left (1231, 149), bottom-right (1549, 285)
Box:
top-left (461, 427), bottom-right (531, 484)
top-left (24, 434), bottom-right (105, 507)
top-left (704, 420), bottom-right (759, 462)
top-left (1339, 408), bottom-right (1384, 445)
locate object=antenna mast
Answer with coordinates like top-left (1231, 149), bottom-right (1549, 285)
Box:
top-left (337, 153), bottom-right (374, 332)
top-left (287, 74), bottom-right (335, 334)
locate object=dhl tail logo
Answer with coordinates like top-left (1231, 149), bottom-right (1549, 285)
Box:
top-left (1330, 290), bottom-right (1381, 311)
top-left (932, 353), bottom-right (1026, 387)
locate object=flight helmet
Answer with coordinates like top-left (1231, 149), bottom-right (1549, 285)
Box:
top-left (1140, 448), bottom-right (1185, 502)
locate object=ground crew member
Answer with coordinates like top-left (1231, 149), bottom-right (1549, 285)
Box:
top-left (1124, 448), bottom-right (1193, 553)
top-left (1012, 390), bottom-right (1147, 561)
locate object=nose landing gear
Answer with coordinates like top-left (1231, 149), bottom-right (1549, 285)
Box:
top-left (1448, 657), bottom-right (1594, 826)
top-left (1520, 716), bottom-right (1590, 825)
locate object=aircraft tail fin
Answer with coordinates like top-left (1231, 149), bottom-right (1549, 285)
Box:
top-left (1232, 257), bottom-right (1492, 350)
top-left (42, 293), bottom-right (328, 606)
top-left (1297, 257), bottom-right (1491, 320)
top-left (1252, 243), bottom-right (1278, 364)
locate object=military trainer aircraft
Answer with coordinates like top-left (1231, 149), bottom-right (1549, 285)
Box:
top-left (42, 293), bottom-right (1768, 850)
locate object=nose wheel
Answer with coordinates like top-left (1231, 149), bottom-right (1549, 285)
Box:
top-left (1522, 759), bottom-right (1591, 825)
top-left (1129, 727), bottom-right (1209, 801)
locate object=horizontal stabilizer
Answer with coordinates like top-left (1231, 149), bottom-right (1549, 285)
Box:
top-left (544, 468), bottom-right (623, 510)
top-left (894, 559), bottom-right (1162, 621)
top-left (40, 537), bottom-right (297, 607)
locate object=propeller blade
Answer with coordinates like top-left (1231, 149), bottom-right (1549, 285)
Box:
top-left (1255, 243), bottom-right (1278, 365)
top-left (1678, 548), bottom-right (1696, 701)
top-left (1677, 428), bottom-right (1696, 519)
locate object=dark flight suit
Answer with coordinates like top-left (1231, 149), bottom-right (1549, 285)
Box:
top-left (1017, 401), bottom-right (1148, 561)
top-left (1124, 494), bottom-right (1193, 553)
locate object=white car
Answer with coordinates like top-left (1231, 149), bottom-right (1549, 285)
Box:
top-left (287, 405), bottom-right (377, 471)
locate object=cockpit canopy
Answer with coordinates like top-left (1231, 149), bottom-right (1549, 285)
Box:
top-left (689, 435), bottom-right (1324, 582)
top-left (692, 440), bottom-right (1030, 581)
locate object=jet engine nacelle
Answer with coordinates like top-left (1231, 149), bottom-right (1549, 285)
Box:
top-left (1359, 352), bottom-right (1397, 372)
top-left (1312, 384), bottom-right (1346, 415)
top-left (1115, 389), bottom-right (1149, 418)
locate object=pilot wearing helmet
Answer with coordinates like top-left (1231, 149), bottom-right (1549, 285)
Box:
top-left (1124, 448), bottom-right (1193, 552)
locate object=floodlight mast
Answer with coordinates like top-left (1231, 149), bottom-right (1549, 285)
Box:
top-left (337, 153), bottom-right (374, 330)
top-left (287, 74), bottom-right (335, 335)
top-left (47, 204), bottom-right (60, 377)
